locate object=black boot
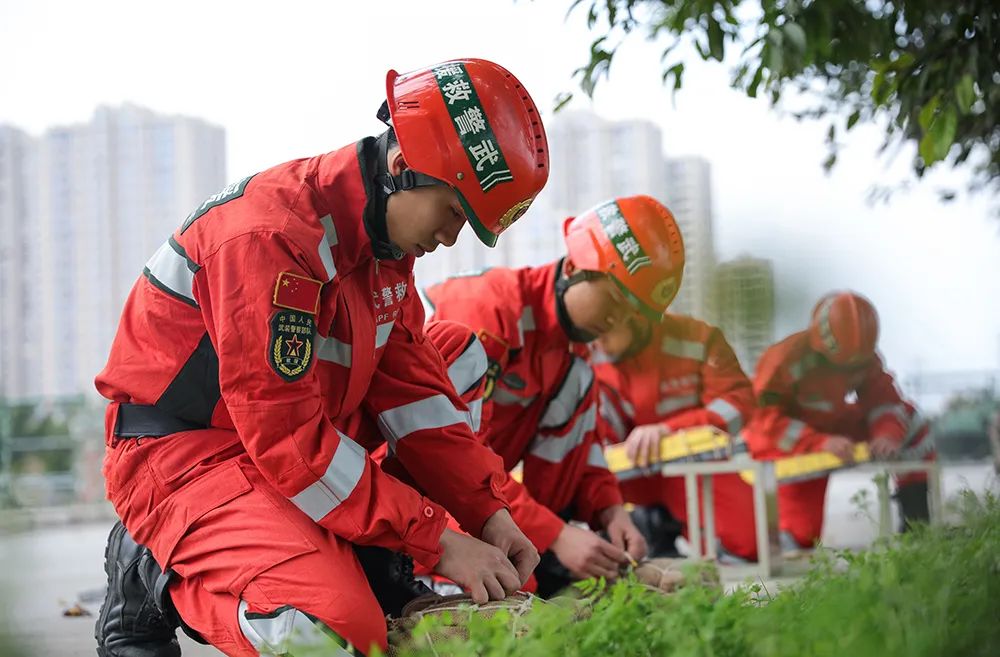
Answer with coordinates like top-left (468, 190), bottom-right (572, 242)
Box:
top-left (896, 481), bottom-right (930, 532)
top-left (534, 550), bottom-right (575, 598)
top-left (629, 505), bottom-right (682, 558)
top-left (95, 521), bottom-right (181, 657)
top-left (355, 545), bottom-right (437, 618)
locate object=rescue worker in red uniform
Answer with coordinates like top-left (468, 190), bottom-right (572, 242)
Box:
top-left (591, 312), bottom-right (759, 562)
top-left (424, 195), bottom-right (685, 595)
top-left (359, 321), bottom-right (528, 590)
top-left (93, 59), bottom-right (549, 657)
top-left (744, 291), bottom-right (934, 551)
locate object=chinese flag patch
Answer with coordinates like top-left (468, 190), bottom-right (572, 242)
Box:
top-left (273, 272), bottom-right (322, 314)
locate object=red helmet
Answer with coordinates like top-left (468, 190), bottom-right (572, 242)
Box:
top-left (386, 59), bottom-right (549, 247)
top-left (809, 291), bottom-right (879, 366)
top-left (563, 195), bottom-right (685, 320)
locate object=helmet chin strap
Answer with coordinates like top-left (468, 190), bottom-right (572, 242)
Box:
top-left (368, 104), bottom-right (449, 260)
top-left (554, 259), bottom-right (603, 343)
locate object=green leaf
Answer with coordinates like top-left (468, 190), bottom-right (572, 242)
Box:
top-left (553, 91), bottom-right (574, 113)
top-left (932, 105), bottom-right (958, 161)
top-left (765, 44), bottom-right (784, 74)
top-left (847, 110), bottom-right (861, 130)
top-left (918, 95), bottom-right (940, 132)
top-left (783, 22), bottom-right (806, 53)
top-left (662, 62), bottom-right (684, 92)
top-left (747, 64), bottom-right (765, 98)
top-left (871, 65), bottom-right (894, 106)
top-left (707, 17), bottom-right (724, 61)
top-left (955, 74), bottom-right (975, 113)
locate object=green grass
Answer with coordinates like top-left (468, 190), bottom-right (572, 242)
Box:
top-left (392, 491), bottom-right (1000, 657)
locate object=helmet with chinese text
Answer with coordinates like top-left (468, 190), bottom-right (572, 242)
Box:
top-left (563, 195), bottom-right (685, 320)
top-left (386, 59), bottom-right (549, 247)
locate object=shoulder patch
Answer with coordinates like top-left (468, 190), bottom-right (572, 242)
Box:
top-left (273, 272), bottom-right (323, 314)
top-left (476, 330), bottom-right (510, 401)
top-left (180, 173), bottom-right (257, 233)
top-left (269, 310), bottom-right (316, 382)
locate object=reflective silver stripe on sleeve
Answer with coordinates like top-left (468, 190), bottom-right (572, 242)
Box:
top-left (660, 336), bottom-right (706, 362)
top-left (491, 387), bottom-right (536, 407)
top-left (467, 397), bottom-right (483, 433)
top-left (517, 306), bottom-right (535, 344)
top-left (375, 320), bottom-right (394, 349)
top-left (655, 394), bottom-right (699, 416)
top-left (621, 399), bottom-right (636, 418)
top-left (800, 398), bottom-right (835, 412)
top-left (378, 394), bottom-right (469, 448)
top-left (317, 214), bottom-right (337, 281)
top-left (587, 442), bottom-right (609, 469)
top-left (290, 431), bottom-right (366, 521)
top-left (707, 397), bottom-right (744, 434)
top-left (315, 334), bottom-right (352, 368)
top-left (867, 402), bottom-right (908, 425)
top-left (598, 390), bottom-right (627, 441)
top-left (777, 419), bottom-right (806, 452)
top-left (539, 357), bottom-right (594, 429)
top-left (901, 411), bottom-right (929, 448)
top-left (238, 601), bottom-right (352, 657)
top-left (143, 238), bottom-right (200, 307)
top-left (447, 337), bottom-right (488, 395)
top-left (530, 405), bottom-right (597, 463)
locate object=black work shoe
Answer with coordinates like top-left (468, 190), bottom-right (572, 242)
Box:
top-left (895, 481), bottom-right (930, 532)
top-left (95, 521), bottom-right (181, 657)
top-left (355, 545), bottom-right (437, 618)
top-left (629, 505), bottom-right (683, 558)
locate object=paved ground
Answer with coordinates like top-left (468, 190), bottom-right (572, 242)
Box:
top-left (0, 463), bottom-right (995, 656)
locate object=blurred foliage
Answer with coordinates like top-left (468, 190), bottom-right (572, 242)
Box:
top-left (559, 1), bottom-right (999, 202)
top-left (392, 491), bottom-right (1000, 657)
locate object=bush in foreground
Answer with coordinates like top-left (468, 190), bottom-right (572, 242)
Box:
top-left (394, 492), bottom-right (999, 657)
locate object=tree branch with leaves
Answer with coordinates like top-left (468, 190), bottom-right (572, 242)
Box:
top-left (560, 0), bottom-right (999, 201)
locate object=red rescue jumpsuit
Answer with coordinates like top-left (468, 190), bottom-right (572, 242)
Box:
top-left (591, 314), bottom-right (759, 560)
top-left (423, 262), bottom-right (625, 554)
top-left (743, 331), bottom-right (934, 547)
top-left (95, 140), bottom-right (509, 656)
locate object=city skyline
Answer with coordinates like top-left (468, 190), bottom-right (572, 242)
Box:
top-left (0, 104), bottom-right (226, 400)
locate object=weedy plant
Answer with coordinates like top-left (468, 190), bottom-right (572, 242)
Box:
top-left (389, 491), bottom-right (999, 657)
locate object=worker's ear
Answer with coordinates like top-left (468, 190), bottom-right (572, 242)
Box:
top-left (387, 147), bottom-right (407, 176)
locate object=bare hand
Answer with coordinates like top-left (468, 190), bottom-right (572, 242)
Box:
top-left (436, 530), bottom-right (521, 604)
top-left (599, 505), bottom-right (647, 562)
top-left (480, 509), bottom-right (539, 588)
top-left (869, 436), bottom-right (900, 460)
top-left (550, 523), bottom-right (628, 580)
top-left (625, 424), bottom-right (668, 467)
top-left (823, 435), bottom-right (856, 464)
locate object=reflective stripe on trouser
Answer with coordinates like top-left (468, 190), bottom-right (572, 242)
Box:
top-left (161, 459), bottom-right (388, 657)
top-left (238, 602), bottom-right (352, 656)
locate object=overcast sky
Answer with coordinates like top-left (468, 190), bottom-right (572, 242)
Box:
top-left (3, 0), bottom-right (998, 387)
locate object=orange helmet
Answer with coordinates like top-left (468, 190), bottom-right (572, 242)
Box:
top-left (808, 291), bottom-right (880, 366)
top-left (563, 195), bottom-right (685, 320)
top-left (386, 59), bottom-right (549, 247)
